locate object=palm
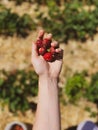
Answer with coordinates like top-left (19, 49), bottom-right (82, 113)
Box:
top-left (32, 56), bottom-right (62, 78)
top-left (48, 60), bottom-right (62, 78)
top-left (32, 56), bottom-right (49, 75)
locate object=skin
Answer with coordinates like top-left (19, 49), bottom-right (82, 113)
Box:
top-left (31, 30), bottom-right (63, 130)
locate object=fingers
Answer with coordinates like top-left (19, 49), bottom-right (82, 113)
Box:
top-left (37, 30), bottom-right (52, 40)
top-left (51, 41), bottom-right (59, 48)
top-left (32, 30), bottom-right (44, 58)
top-left (45, 33), bottom-right (52, 40)
top-left (32, 42), bottom-right (38, 58)
top-left (51, 41), bottom-right (63, 60)
top-left (37, 29), bottom-right (44, 40)
top-left (55, 48), bottom-right (62, 53)
top-left (55, 48), bottom-right (63, 60)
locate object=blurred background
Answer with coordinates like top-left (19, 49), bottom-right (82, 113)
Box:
top-left (0, 0), bottom-right (98, 130)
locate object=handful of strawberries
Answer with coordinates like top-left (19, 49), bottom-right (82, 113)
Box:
top-left (35, 31), bottom-right (62, 62)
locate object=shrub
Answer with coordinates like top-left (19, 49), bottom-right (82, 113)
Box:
top-left (9, 0), bottom-right (33, 5)
top-left (8, 0), bottom-right (98, 6)
top-left (64, 72), bottom-right (88, 103)
top-left (85, 72), bottom-right (98, 104)
top-left (8, 0), bottom-right (61, 5)
top-left (64, 71), bottom-right (98, 107)
top-left (37, 2), bottom-right (98, 42)
top-left (0, 69), bottom-right (38, 113)
top-left (0, 8), bottom-right (36, 37)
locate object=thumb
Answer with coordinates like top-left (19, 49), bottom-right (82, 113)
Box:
top-left (32, 41), bottom-right (38, 58)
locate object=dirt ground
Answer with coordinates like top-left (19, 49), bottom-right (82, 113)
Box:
top-left (0, 1), bottom-right (98, 130)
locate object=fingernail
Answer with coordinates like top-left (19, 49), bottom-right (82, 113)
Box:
top-left (47, 33), bottom-right (52, 38)
top-left (56, 48), bottom-right (61, 52)
top-left (39, 30), bottom-right (44, 34)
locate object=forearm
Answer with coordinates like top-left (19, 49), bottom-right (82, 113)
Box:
top-left (33, 75), bottom-right (61, 130)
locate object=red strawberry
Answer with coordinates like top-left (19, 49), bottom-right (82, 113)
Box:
top-left (42, 38), bottom-right (51, 49)
top-left (36, 39), bottom-right (43, 48)
top-left (39, 47), bottom-right (46, 55)
top-left (43, 52), bottom-right (54, 62)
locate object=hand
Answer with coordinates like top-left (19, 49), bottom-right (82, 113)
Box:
top-left (31, 30), bottom-right (63, 78)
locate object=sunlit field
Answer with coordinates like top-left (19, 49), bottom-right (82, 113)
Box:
top-left (0, 0), bottom-right (98, 130)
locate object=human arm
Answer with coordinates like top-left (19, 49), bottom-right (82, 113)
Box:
top-left (31, 30), bottom-right (63, 130)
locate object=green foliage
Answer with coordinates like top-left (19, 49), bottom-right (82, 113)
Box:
top-left (63, 0), bottom-right (98, 5)
top-left (0, 8), bottom-right (36, 37)
top-left (9, 0), bottom-right (33, 5)
top-left (8, 0), bottom-right (61, 6)
top-left (37, 2), bottom-right (98, 42)
top-left (65, 72), bottom-right (88, 103)
top-left (85, 72), bottom-right (98, 104)
top-left (64, 71), bottom-right (98, 106)
top-left (0, 69), bottom-right (38, 113)
top-left (1, 68), bottom-right (98, 113)
top-left (1, 1), bottom-right (98, 41)
top-left (8, 0), bottom-right (98, 6)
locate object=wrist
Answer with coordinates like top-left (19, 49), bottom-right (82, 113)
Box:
top-left (39, 73), bottom-right (59, 80)
top-left (39, 74), bottom-right (59, 82)
top-left (39, 74), bottom-right (59, 89)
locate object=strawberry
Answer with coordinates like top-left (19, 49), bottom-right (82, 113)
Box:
top-left (42, 38), bottom-right (51, 49)
top-left (43, 52), bottom-right (54, 62)
top-left (39, 47), bottom-right (46, 55)
top-left (36, 39), bottom-right (43, 48)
